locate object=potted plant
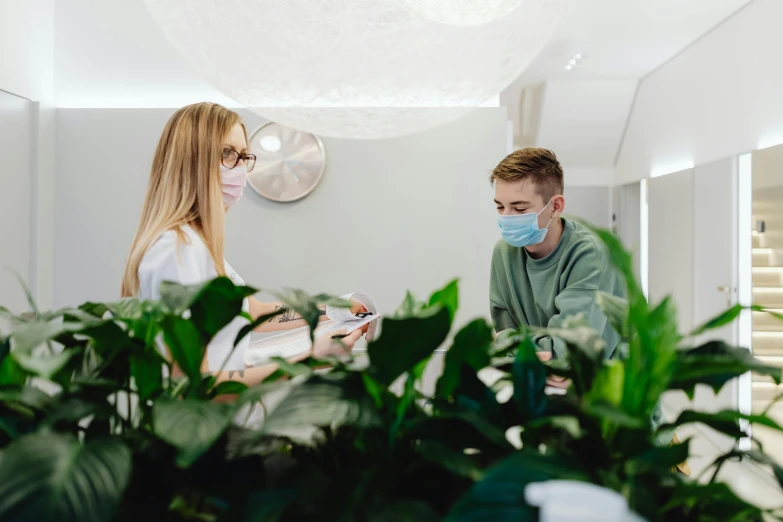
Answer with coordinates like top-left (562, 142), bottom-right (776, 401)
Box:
top-left (0, 227), bottom-right (782, 521)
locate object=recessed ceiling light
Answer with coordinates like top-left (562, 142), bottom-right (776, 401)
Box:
top-left (564, 53), bottom-right (584, 71)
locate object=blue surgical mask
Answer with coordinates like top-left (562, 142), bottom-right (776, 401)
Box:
top-left (497, 200), bottom-right (553, 248)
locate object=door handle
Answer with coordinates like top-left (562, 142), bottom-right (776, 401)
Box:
top-left (717, 286), bottom-right (733, 307)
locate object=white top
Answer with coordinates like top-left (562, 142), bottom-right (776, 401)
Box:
top-left (137, 225), bottom-right (250, 371)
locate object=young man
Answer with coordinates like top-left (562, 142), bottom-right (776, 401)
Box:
top-left (489, 148), bottom-right (626, 367)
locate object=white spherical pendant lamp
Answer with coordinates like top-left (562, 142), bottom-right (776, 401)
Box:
top-left (143, 0), bottom-right (562, 139)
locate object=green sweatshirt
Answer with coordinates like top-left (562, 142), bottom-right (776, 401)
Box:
top-left (490, 219), bottom-right (626, 360)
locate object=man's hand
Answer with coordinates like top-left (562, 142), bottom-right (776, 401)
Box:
top-left (536, 351), bottom-right (570, 389)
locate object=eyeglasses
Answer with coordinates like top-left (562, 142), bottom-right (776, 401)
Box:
top-left (222, 148), bottom-right (256, 173)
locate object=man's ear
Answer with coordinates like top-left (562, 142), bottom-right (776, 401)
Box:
top-left (552, 194), bottom-right (566, 215)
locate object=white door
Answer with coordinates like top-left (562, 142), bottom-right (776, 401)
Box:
top-left (693, 158), bottom-right (738, 350)
top-left (648, 163), bottom-right (740, 476)
top-left (693, 159), bottom-right (740, 422)
top-left (0, 90), bottom-right (33, 313)
top-left (648, 168), bottom-right (695, 332)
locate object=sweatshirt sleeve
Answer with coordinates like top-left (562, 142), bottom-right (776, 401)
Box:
top-left (537, 245), bottom-right (607, 360)
top-left (490, 242), bottom-right (518, 334)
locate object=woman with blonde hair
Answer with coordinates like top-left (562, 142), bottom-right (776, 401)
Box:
top-left (122, 102), bottom-right (364, 386)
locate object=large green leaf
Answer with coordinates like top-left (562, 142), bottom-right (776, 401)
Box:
top-left (9, 320), bottom-right (83, 354)
top-left (588, 360), bottom-right (625, 407)
top-left (659, 409), bottom-right (783, 440)
top-left (406, 413), bottom-right (512, 455)
top-left (742, 450), bottom-right (783, 490)
top-left (429, 279), bottom-right (459, 323)
top-left (152, 399), bottom-right (233, 468)
top-left (270, 288), bottom-right (327, 340)
top-left (596, 291), bottom-right (630, 339)
top-left (690, 305), bottom-right (783, 338)
top-left (262, 373), bottom-right (380, 442)
top-left (234, 490), bottom-right (295, 522)
top-left (662, 481), bottom-right (764, 521)
top-left (159, 277), bottom-right (255, 342)
top-left (210, 380), bottom-right (249, 397)
top-left (188, 278), bottom-right (256, 341)
top-left (368, 305), bottom-right (451, 386)
top-left (435, 319), bottom-right (493, 399)
top-left (671, 341), bottom-right (782, 397)
top-left (512, 335), bottom-right (547, 421)
top-left (161, 316), bottom-right (204, 392)
top-left (416, 440), bottom-right (484, 481)
top-left (370, 500), bottom-right (441, 522)
top-left (0, 433), bottom-right (131, 522)
top-left (626, 439), bottom-right (690, 474)
top-left (236, 380), bottom-right (290, 408)
top-left (234, 309), bottom-right (286, 347)
top-left (394, 290), bottom-right (426, 318)
top-left (0, 339), bottom-right (26, 386)
top-left (445, 451), bottom-right (588, 522)
top-left (690, 304), bottom-right (743, 337)
top-left (104, 298), bottom-right (145, 320)
top-left (130, 350), bottom-right (165, 401)
top-left (0, 386), bottom-right (53, 412)
top-left (12, 349), bottom-right (79, 380)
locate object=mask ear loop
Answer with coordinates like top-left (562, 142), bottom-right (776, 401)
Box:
top-left (537, 198), bottom-right (555, 231)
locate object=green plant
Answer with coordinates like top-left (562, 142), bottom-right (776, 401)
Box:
top-left (1, 228), bottom-right (783, 522)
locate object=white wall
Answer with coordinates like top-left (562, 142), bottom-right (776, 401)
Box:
top-left (0, 92), bottom-right (34, 312)
top-left (563, 186), bottom-right (611, 228)
top-left (538, 80), bottom-right (637, 169)
top-left (616, 0), bottom-right (783, 184)
top-left (54, 108), bottom-right (507, 327)
top-left (53, 107), bottom-right (615, 326)
top-left (0, 0), bottom-right (56, 310)
top-left (0, 0), bottom-right (55, 102)
top-left (53, 0), bottom-right (240, 108)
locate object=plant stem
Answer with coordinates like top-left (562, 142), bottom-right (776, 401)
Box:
top-left (170, 377), bottom-right (190, 398)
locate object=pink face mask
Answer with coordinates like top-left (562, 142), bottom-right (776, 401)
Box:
top-left (220, 165), bottom-right (247, 207)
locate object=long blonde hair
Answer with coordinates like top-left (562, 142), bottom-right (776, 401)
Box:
top-left (121, 102), bottom-right (246, 297)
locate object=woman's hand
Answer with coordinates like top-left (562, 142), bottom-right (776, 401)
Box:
top-left (312, 329), bottom-right (363, 359)
top-left (350, 299), bottom-right (368, 315)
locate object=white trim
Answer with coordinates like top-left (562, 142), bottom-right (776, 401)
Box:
top-left (640, 179), bottom-right (649, 299)
top-left (651, 162), bottom-right (695, 179)
top-left (738, 152), bottom-right (753, 451)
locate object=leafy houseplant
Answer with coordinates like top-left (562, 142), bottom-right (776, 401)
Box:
top-left (1, 226), bottom-right (783, 522)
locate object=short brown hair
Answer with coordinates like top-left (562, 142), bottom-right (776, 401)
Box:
top-left (490, 148), bottom-right (564, 200)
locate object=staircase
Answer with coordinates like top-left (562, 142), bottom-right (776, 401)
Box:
top-left (751, 187), bottom-right (783, 463)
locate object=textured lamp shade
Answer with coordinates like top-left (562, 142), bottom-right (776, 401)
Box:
top-left (406, 0), bottom-right (525, 26)
top-left (143, 0), bottom-right (562, 139)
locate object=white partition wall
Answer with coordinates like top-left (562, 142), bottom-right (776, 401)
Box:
top-left (648, 169), bottom-right (695, 332)
top-left (0, 91), bottom-right (34, 312)
top-left (563, 186), bottom-right (611, 229)
top-left (614, 182), bottom-right (642, 281)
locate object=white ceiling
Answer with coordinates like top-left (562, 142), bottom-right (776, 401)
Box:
top-left (517, 0), bottom-right (754, 85)
top-left (55, 0), bottom-right (753, 107)
top-left (503, 0), bottom-right (753, 173)
top-left (53, 0), bottom-right (754, 173)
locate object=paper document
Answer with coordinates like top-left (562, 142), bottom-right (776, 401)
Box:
top-left (245, 292), bottom-right (380, 367)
